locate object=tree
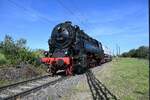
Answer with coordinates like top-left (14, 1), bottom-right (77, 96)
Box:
top-left (136, 46), bottom-right (149, 59)
top-left (128, 49), bottom-right (137, 57)
top-left (16, 38), bottom-right (27, 48)
top-left (121, 52), bottom-right (128, 57)
top-left (121, 46), bottom-right (149, 59)
top-left (0, 35), bottom-right (17, 64)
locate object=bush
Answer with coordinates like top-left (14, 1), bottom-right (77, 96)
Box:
top-left (0, 53), bottom-right (7, 65)
top-left (0, 35), bottom-right (44, 66)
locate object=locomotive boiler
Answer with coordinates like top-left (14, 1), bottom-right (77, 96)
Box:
top-left (41, 21), bottom-right (104, 75)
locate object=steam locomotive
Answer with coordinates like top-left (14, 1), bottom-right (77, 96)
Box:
top-left (41, 21), bottom-right (110, 75)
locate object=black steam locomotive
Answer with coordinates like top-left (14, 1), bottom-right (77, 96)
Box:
top-left (41, 21), bottom-right (104, 75)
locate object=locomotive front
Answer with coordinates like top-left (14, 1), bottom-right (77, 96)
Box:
top-left (41, 21), bottom-right (75, 75)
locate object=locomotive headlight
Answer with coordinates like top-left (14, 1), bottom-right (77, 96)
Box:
top-left (65, 51), bottom-right (68, 55)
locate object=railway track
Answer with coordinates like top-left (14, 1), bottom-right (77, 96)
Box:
top-left (0, 74), bottom-right (68, 100)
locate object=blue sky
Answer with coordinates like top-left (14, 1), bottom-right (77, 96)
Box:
top-left (0, 0), bottom-right (148, 54)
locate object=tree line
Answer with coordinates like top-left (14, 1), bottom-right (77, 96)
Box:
top-left (0, 35), bottom-right (44, 66)
top-left (121, 46), bottom-right (149, 59)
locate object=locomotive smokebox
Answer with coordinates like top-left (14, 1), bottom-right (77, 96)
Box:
top-left (50, 21), bottom-right (75, 49)
top-left (56, 27), bottom-right (69, 41)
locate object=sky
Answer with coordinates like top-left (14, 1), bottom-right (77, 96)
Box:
top-left (0, 0), bottom-right (148, 54)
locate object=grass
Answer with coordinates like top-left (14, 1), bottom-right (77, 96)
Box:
top-left (0, 79), bottom-right (10, 87)
top-left (96, 58), bottom-right (149, 100)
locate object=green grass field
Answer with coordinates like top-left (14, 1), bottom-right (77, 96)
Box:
top-left (96, 58), bottom-right (149, 100)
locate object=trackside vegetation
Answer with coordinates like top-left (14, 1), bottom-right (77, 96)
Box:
top-left (0, 35), bottom-right (44, 66)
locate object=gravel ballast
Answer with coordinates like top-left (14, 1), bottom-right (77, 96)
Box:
top-left (21, 63), bottom-right (112, 100)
